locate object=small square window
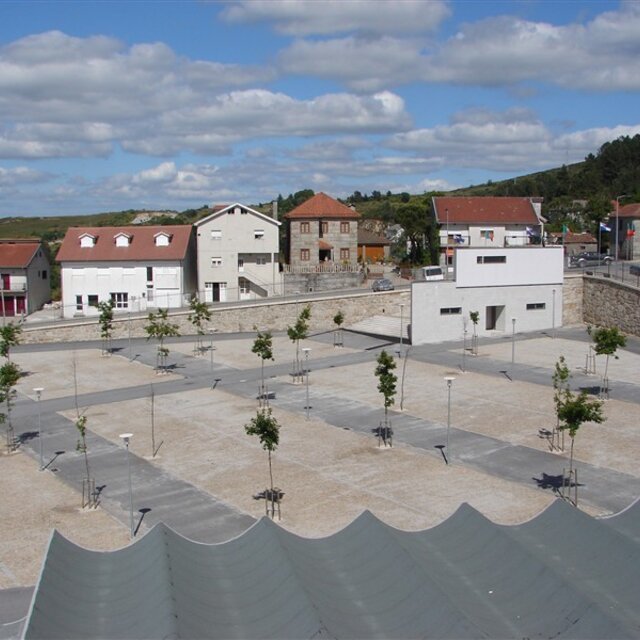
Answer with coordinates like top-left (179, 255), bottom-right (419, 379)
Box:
top-left (301, 222), bottom-right (310, 234)
top-left (211, 257), bottom-right (223, 267)
top-left (300, 248), bottom-right (310, 261)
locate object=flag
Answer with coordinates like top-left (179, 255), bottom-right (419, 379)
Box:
top-left (627, 228), bottom-right (636, 237)
top-left (600, 222), bottom-right (611, 232)
top-left (454, 234), bottom-right (464, 244)
top-left (562, 224), bottom-right (569, 234)
top-left (526, 226), bottom-right (534, 237)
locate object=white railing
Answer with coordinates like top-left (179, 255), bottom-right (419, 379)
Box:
top-left (283, 263), bottom-right (362, 274)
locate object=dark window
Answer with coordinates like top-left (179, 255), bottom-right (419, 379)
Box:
top-left (75, 295), bottom-right (83, 311)
top-left (340, 248), bottom-right (350, 260)
top-left (477, 255), bottom-right (507, 264)
top-left (300, 222), bottom-right (310, 234)
top-left (340, 221), bottom-right (350, 233)
top-left (440, 307), bottom-right (462, 315)
top-left (526, 302), bottom-right (546, 310)
top-left (88, 295), bottom-right (99, 307)
top-left (110, 292), bottom-right (128, 309)
top-left (147, 267), bottom-right (153, 281)
top-left (300, 248), bottom-right (310, 261)
top-left (320, 221), bottom-right (328, 236)
top-left (42, 270), bottom-right (47, 280)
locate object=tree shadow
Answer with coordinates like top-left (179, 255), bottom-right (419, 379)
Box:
top-left (578, 385), bottom-right (601, 396)
top-left (533, 472), bottom-right (583, 492)
top-left (17, 430), bottom-right (38, 444)
top-left (43, 450), bottom-right (65, 471)
top-left (499, 369), bottom-right (512, 381)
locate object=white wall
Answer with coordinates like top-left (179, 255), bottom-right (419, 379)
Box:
top-left (455, 247), bottom-right (564, 288)
top-left (61, 260), bottom-right (188, 318)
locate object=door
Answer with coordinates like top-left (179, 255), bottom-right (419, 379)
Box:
top-left (486, 306), bottom-right (497, 331)
top-left (1, 274), bottom-right (9, 290)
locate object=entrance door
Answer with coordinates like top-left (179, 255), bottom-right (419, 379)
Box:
top-left (1, 274), bottom-right (9, 290)
top-left (16, 297), bottom-right (26, 315)
top-left (485, 305), bottom-right (505, 331)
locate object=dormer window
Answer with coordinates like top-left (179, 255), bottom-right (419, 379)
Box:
top-left (154, 232), bottom-right (171, 247)
top-left (114, 232), bottom-right (131, 247)
top-left (79, 233), bottom-right (96, 248)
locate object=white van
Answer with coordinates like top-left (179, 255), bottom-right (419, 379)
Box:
top-left (420, 266), bottom-right (444, 281)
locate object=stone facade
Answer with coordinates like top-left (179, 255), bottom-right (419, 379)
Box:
top-left (562, 273), bottom-right (583, 325)
top-left (583, 275), bottom-right (640, 334)
top-left (283, 271), bottom-right (364, 294)
top-left (288, 218), bottom-right (358, 267)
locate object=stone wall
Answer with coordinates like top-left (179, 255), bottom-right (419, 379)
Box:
top-left (283, 271), bottom-right (363, 294)
top-left (20, 289), bottom-right (411, 344)
top-left (583, 275), bottom-right (640, 334)
top-left (562, 274), bottom-right (583, 325)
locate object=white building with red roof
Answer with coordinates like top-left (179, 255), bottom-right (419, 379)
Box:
top-left (0, 239), bottom-right (50, 317)
top-left (614, 202), bottom-right (640, 260)
top-left (57, 226), bottom-right (196, 319)
top-left (284, 193), bottom-right (360, 268)
top-left (432, 197), bottom-right (544, 268)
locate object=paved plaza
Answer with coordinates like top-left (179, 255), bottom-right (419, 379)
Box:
top-left (1, 324), bottom-right (639, 634)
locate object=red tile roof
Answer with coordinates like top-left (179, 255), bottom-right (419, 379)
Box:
top-left (284, 193), bottom-right (360, 220)
top-left (433, 197), bottom-right (540, 225)
top-left (616, 203), bottom-right (640, 218)
top-left (56, 226), bottom-right (193, 262)
top-left (0, 240), bottom-right (40, 268)
top-left (318, 240), bottom-right (333, 250)
top-left (549, 231), bottom-right (596, 244)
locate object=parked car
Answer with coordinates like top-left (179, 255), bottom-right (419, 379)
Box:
top-left (569, 252), bottom-right (613, 268)
top-left (371, 278), bottom-right (394, 292)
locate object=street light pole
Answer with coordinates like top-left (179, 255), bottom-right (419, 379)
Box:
top-left (444, 376), bottom-right (455, 464)
top-left (302, 347), bottom-right (311, 420)
top-left (34, 387), bottom-right (44, 470)
top-left (552, 289), bottom-right (556, 340)
top-left (511, 317), bottom-right (516, 380)
top-left (399, 303), bottom-right (405, 350)
top-left (119, 433), bottom-right (135, 539)
top-left (209, 328), bottom-right (216, 388)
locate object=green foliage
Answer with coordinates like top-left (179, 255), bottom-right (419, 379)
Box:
top-left (287, 305), bottom-right (311, 344)
top-left (97, 300), bottom-right (115, 340)
top-left (588, 326), bottom-right (626, 357)
top-left (188, 296), bottom-right (211, 335)
top-left (145, 309), bottom-right (180, 344)
top-left (552, 356), bottom-right (571, 415)
top-left (333, 311), bottom-right (344, 327)
top-left (244, 408), bottom-right (280, 453)
top-left (75, 415), bottom-right (87, 451)
top-left (252, 328), bottom-right (274, 363)
top-left (375, 350), bottom-right (397, 412)
top-left (0, 323), bottom-right (22, 359)
top-left (557, 391), bottom-right (604, 440)
top-left (469, 311), bottom-right (479, 326)
top-left (0, 361), bottom-right (21, 391)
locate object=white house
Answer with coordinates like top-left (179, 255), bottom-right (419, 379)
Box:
top-left (194, 203), bottom-right (281, 303)
top-left (433, 196), bottom-right (544, 269)
top-left (57, 226), bottom-right (196, 319)
top-left (411, 246), bottom-right (564, 345)
top-left (0, 240), bottom-right (50, 317)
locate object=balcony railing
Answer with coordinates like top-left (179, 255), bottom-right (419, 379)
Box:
top-left (283, 263), bottom-right (362, 274)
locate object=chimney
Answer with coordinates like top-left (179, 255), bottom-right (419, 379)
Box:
top-left (272, 200), bottom-right (278, 220)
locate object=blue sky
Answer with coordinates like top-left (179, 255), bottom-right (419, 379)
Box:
top-left (0, 0), bottom-right (639, 217)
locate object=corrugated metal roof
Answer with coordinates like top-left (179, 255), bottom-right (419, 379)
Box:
top-left (23, 499), bottom-right (640, 639)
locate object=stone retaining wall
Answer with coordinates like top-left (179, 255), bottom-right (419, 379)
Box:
top-left (583, 275), bottom-right (640, 334)
top-left (562, 274), bottom-right (583, 325)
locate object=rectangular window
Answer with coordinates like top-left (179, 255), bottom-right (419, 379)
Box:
top-left (440, 307), bottom-right (462, 315)
top-left (211, 230), bottom-right (222, 240)
top-left (146, 267), bottom-right (153, 281)
top-left (340, 221), bottom-right (350, 233)
top-left (256, 256), bottom-right (267, 265)
top-left (254, 229), bottom-right (264, 239)
top-left (300, 248), bottom-right (310, 261)
top-left (75, 295), bottom-right (83, 311)
top-left (42, 270), bottom-right (47, 280)
top-left (340, 248), bottom-right (350, 261)
top-left (526, 302), bottom-right (546, 310)
top-left (321, 221), bottom-right (328, 236)
top-left (211, 257), bottom-right (222, 267)
top-left (239, 278), bottom-right (250, 294)
top-left (88, 294), bottom-right (99, 307)
top-left (300, 222), bottom-right (310, 234)
top-left (477, 255), bottom-right (507, 264)
top-left (110, 292), bottom-right (128, 309)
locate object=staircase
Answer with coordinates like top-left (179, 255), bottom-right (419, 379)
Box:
top-left (348, 314), bottom-right (410, 342)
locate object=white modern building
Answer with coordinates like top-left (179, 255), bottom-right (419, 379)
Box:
top-left (57, 226), bottom-right (196, 319)
top-left (411, 246), bottom-right (564, 345)
top-left (195, 203), bottom-right (281, 303)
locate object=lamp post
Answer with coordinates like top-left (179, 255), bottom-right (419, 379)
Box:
top-left (209, 328), bottom-right (216, 387)
top-left (462, 316), bottom-right (468, 373)
top-left (511, 317), bottom-right (516, 380)
top-left (34, 387), bottom-right (44, 470)
top-left (445, 207), bottom-right (449, 268)
top-left (302, 347), bottom-right (311, 419)
top-left (444, 376), bottom-right (455, 463)
top-left (399, 303), bottom-right (405, 350)
top-left (615, 195), bottom-right (629, 263)
top-left (119, 433), bottom-right (134, 539)
top-left (551, 289), bottom-right (556, 340)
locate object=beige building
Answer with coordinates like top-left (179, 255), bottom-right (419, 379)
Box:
top-left (195, 203), bottom-right (281, 303)
top-left (284, 193), bottom-right (360, 269)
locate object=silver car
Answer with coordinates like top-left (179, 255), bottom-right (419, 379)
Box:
top-left (371, 278), bottom-right (394, 292)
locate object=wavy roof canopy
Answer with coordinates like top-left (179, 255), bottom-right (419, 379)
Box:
top-left (24, 500), bottom-right (640, 639)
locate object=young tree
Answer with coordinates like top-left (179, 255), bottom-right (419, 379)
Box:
top-left (0, 361), bottom-right (20, 451)
top-left (375, 350), bottom-right (397, 446)
top-left (557, 390), bottom-right (605, 482)
top-left (333, 310), bottom-right (344, 347)
top-left (550, 356), bottom-right (571, 451)
top-left (252, 327), bottom-right (274, 406)
top-left (287, 304), bottom-right (311, 380)
top-left (245, 408), bottom-right (281, 517)
top-left (588, 326), bottom-right (626, 386)
top-left (97, 300), bottom-right (115, 356)
top-left (0, 323), bottom-right (22, 361)
top-left (188, 296), bottom-right (211, 356)
top-left (75, 414), bottom-right (96, 508)
top-left (145, 309), bottom-right (180, 372)
top-left (469, 311), bottom-right (479, 355)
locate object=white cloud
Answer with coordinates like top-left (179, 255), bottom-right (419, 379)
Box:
top-left (389, 108), bottom-right (640, 173)
top-left (221, 0), bottom-right (450, 35)
top-left (0, 165), bottom-right (52, 186)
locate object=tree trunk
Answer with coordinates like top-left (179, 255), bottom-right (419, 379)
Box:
top-left (268, 450), bottom-right (274, 493)
top-left (569, 436), bottom-right (575, 478)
